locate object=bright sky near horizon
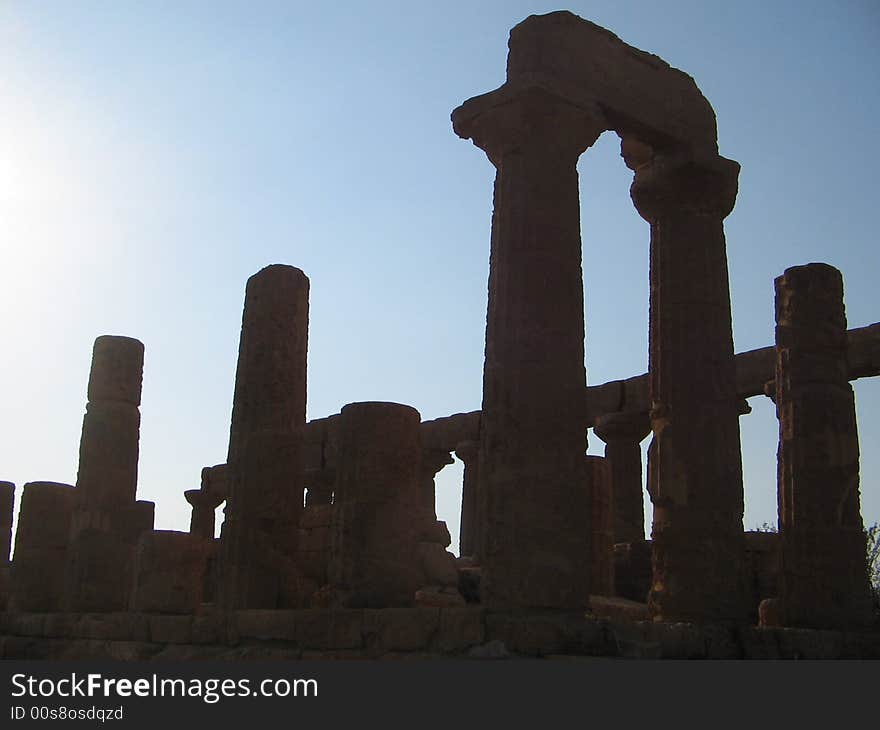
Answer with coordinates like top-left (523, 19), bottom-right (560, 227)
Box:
top-left (1, 1), bottom-right (878, 552)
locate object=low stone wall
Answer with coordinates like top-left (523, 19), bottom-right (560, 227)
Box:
top-left (2, 609), bottom-right (878, 660)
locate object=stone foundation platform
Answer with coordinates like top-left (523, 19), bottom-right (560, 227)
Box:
top-left (2, 608), bottom-right (878, 660)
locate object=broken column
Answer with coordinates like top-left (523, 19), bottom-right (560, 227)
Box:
top-left (452, 85), bottom-right (602, 609)
top-left (593, 412), bottom-right (651, 544)
top-left (76, 336), bottom-right (143, 505)
top-left (454, 440), bottom-right (480, 558)
top-left (9, 482), bottom-right (76, 612)
top-left (329, 402), bottom-right (424, 607)
top-left (219, 264), bottom-right (309, 609)
top-left (185, 465), bottom-right (227, 541)
top-left (185, 489), bottom-right (224, 541)
top-left (66, 335), bottom-right (150, 611)
top-left (628, 145), bottom-right (747, 622)
top-left (774, 263), bottom-right (873, 629)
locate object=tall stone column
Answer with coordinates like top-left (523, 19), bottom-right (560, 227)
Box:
top-left (66, 335), bottom-right (147, 611)
top-left (453, 85), bottom-right (603, 609)
top-left (10, 482), bottom-right (76, 612)
top-left (219, 264), bottom-right (309, 610)
top-left (593, 412), bottom-right (651, 545)
top-left (627, 143), bottom-right (747, 623)
top-left (329, 402), bottom-right (424, 607)
top-left (774, 263), bottom-right (872, 629)
top-left (454, 440), bottom-right (480, 558)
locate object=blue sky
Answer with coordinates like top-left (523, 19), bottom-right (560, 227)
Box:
top-left (1, 1), bottom-right (878, 551)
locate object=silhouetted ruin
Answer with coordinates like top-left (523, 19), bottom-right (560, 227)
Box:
top-left (1, 11), bottom-right (878, 659)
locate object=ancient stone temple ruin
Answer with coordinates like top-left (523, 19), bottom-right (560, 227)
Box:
top-left (1, 11), bottom-right (878, 659)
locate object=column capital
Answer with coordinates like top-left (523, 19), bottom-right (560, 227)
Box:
top-left (453, 82), bottom-right (606, 167)
top-left (593, 411), bottom-right (651, 445)
top-left (184, 489), bottom-right (224, 511)
top-left (626, 141), bottom-right (740, 221)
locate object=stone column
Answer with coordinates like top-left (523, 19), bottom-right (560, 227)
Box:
top-left (10, 482), bottom-right (76, 612)
top-left (329, 402), bottom-right (424, 607)
top-left (66, 335), bottom-right (146, 611)
top-left (76, 336), bottom-right (143, 507)
top-left (185, 489), bottom-right (224, 541)
top-left (0, 481), bottom-right (13, 561)
top-left (593, 412), bottom-right (651, 545)
top-left (454, 440), bottom-right (480, 558)
top-left (219, 264), bottom-right (309, 610)
top-left (420, 448), bottom-right (454, 523)
top-left (774, 263), bottom-right (872, 629)
top-left (0, 481), bottom-right (13, 608)
top-left (586, 455), bottom-right (613, 596)
top-left (627, 143), bottom-right (747, 623)
top-left (452, 85), bottom-right (604, 609)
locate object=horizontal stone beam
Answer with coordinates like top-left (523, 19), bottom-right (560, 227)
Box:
top-left (420, 411), bottom-right (481, 452)
top-left (505, 11), bottom-right (720, 153)
top-left (236, 322), bottom-right (879, 479)
top-left (584, 321), bottom-right (879, 423)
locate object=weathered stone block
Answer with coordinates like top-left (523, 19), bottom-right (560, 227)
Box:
top-left (43, 613), bottom-right (78, 638)
top-left (131, 531), bottom-right (208, 614)
top-left (589, 595), bottom-right (649, 623)
top-left (6, 613), bottom-right (48, 637)
top-left (609, 621), bottom-right (660, 659)
top-left (149, 615), bottom-right (194, 644)
top-left (776, 627), bottom-right (844, 659)
top-left (64, 526), bottom-right (133, 612)
top-left (295, 609), bottom-right (363, 650)
top-left (651, 622), bottom-right (708, 659)
top-left (433, 607), bottom-right (485, 652)
top-left (234, 610), bottom-right (298, 642)
top-left (738, 627), bottom-right (781, 659)
top-left (191, 613), bottom-right (224, 645)
top-left (418, 542), bottom-right (458, 587)
top-left (76, 613), bottom-right (148, 642)
top-left (414, 586), bottom-right (466, 608)
top-left (485, 612), bottom-right (570, 657)
top-left (363, 608), bottom-right (439, 652)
